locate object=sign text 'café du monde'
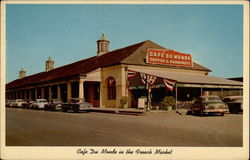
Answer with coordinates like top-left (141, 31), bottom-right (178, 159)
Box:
top-left (146, 48), bottom-right (193, 67)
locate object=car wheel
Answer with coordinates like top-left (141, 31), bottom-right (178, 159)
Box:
top-left (221, 112), bottom-right (224, 116)
top-left (74, 109), bottom-right (78, 113)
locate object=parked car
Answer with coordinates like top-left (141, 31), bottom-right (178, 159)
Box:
top-left (44, 99), bottom-right (62, 111)
top-left (11, 99), bottom-right (26, 108)
top-left (223, 96), bottom-right (243, 114)
top-left (27, 100), bottom-right (35, 109)
top-left (191, 96), bottom-right (228, 116)
top-left (6, 100), bottom-right (16, 107)
top-left (21, 100), bottom-right (30, 109)
top-left (30, 99), bottom-right (48, 110)
top-left (61, 98), bottom-right (93, 113)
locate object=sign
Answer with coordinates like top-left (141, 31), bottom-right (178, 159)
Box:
top-left (176, 83), bottom-right (243, 89)
top-left (138, 98), bottom-right (145, 109)
top-left (146, 48), bottom-right (193, 67)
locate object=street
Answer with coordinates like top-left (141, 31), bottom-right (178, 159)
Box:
top-left (6, 108), bottom-right (242, 146)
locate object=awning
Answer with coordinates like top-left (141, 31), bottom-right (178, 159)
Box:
top-left (128, 68), bottom-right (243, 89)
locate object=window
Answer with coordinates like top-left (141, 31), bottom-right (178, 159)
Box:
top-left (107, 77), bottom-right (116, 99)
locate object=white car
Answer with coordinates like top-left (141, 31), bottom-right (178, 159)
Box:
top-left (30, 99), bottom-right (48, 109)
top-left (11, 99), bottom-right (26, 108)
top-left (6, 100), bottom-right (16, 107)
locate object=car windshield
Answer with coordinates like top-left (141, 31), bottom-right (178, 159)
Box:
top-left (53, 100), bottom-right (59, 103)
top-left (203, 97), bottom-right (222, 102)
top-left (232, 97), bottom-right (243, 102)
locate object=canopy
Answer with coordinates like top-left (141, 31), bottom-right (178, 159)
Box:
top-left (128, 68), bottom-right (242, 89)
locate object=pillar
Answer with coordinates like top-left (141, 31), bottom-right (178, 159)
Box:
top-left (41, 87), bottom-right (45, 99)
top-left (67, 81), bottom-right (72, 100)
top-left (49, 86), bottom-right (52, 100)
top-left (79, 79), bottom-right (84, 101)
top-left (16, 91), bottom-right (18, 99)
top-left (29, 89), bottom-right (32, 100)
top-left (57, 85), bottom-right (61, 100)
top-left (24, 90), bottom-right (27, 100)
top-left (35, 88), bottom-right (38, 99)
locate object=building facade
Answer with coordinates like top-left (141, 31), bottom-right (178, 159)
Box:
top-left (6, 33), bottom-right (243, 108)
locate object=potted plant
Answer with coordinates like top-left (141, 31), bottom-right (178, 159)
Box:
top-left (161, 96), bottom-right (176, 110)
top-left (120, 96), bottom-right (128, 108)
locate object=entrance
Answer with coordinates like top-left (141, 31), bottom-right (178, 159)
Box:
top-left (84, 82), bottom-right (100, 107)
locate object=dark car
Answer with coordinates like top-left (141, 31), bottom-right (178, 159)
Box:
top-left (223, 96), bottom-right (243, 114)
top-left (44, 99), bottom-right (62, 111)
top-left (21, 100), bottom-right (30, 109)
top-left (191, 96), bottom-right (228, 116)
top-left (61, 98), bottom-right (93, 113)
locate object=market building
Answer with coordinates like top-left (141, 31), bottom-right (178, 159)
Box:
top-left (6, 33), bottom-right (243, 109)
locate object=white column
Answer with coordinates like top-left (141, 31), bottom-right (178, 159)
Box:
top-left (67, 81), bottom-right (72, 100)
top-left (79, 79), bottom-right (84, 101)
top-left (57, 85), bottom-right (61, 100)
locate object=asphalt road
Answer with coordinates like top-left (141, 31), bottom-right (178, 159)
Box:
top-left (6, 108), bottom-right (243, 146)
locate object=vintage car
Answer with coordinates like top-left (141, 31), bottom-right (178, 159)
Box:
top-left (30, 99), bottom-right (48, 109)
top-left (191, 96), bottom-right (228, 116)
top-left (44, 99), bottom-right (62, 111)
top-left (10, 99), bottom-right (26, 108)
top-left (6, 100), bottom-right (16, 107)
top-left (61, 98), bottom-right (93, 113)
top-left (223, 96), bottom-right (243, 114)
top-left (21, 100), bottom-right (30, 109)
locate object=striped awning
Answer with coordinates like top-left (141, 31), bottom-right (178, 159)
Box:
top-left (127, 68), bottom-right (242, 89)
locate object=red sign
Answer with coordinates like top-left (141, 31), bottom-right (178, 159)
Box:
top-left (146, 48), bottom-right (193, 67)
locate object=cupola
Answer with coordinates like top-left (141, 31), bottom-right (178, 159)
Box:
top-left (19, 68), bottom-right (26, 79)
top-left (45, 56), bottom-right (54, 71)
top-left (97, 33), bottom-right (110, 56)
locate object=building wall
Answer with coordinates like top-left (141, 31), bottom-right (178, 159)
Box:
top-left (99, 64), bottom-right (210, 108)
top-left (100, 65), bottom-right (126, 108)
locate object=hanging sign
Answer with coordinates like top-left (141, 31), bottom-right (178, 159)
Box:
top-left (146, 48), bottom-right (193, 67)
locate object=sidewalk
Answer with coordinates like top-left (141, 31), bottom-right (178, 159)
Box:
top-left (92, 107), bottom-right (188, 115)
top-left (92, 107), bottom-right (145, 115)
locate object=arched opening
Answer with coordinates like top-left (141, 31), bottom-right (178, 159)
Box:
top-left (107, 77), bottom-right (116, 100)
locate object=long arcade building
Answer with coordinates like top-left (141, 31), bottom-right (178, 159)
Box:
top-left (6, 33), bottom-right (243, 108)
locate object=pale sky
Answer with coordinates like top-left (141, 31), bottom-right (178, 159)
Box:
top-left (6, 4), bottom-right (243, 83)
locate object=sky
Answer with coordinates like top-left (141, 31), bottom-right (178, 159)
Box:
top-left (6, 4), bottom-right (243, 83)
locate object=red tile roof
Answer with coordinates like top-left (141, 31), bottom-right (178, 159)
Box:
top-left (6, 40), bottom-right (211, 90)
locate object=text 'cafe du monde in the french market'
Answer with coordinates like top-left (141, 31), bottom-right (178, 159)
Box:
top-left (6, 37), bottom-right (243, 109)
